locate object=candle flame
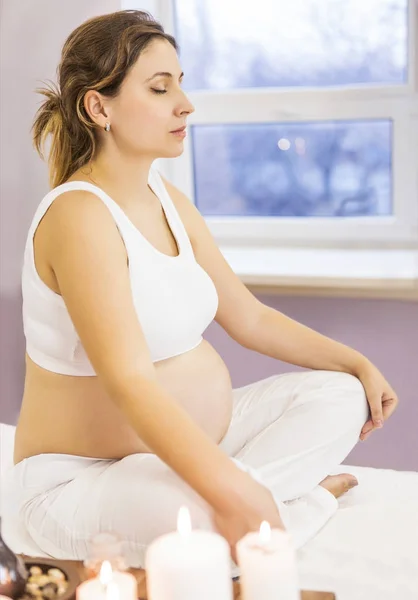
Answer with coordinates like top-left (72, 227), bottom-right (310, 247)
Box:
top-left (99, 560), bottom-right (113, 585)
top-left (259, 521), bottom-right (271, 544)
top-left (177, 505), bottom-right (192, 536)
top-left (105, 581), bottom-right (119, 600)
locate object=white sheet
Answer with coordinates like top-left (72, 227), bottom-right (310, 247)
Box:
top-left (1, 425), bottom-right (417, 599)
top-left (297, 464), bottom-right (418, 599)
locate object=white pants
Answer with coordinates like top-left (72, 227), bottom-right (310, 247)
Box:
top-left (2, 370), bottom-right (369, 573)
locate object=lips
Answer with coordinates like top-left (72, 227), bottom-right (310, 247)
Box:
top-left (170, 126), bottom-right (186, 133)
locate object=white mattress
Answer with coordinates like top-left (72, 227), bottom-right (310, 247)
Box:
top-left (1, 425), bottom-right (417, 599)
top-left (296, 464), bottom-right (418, 600)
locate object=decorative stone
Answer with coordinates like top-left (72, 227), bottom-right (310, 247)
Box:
top-left (46, 571), bottom-right (65, 582)
top-left (29, 568), bottom-right (42, 577)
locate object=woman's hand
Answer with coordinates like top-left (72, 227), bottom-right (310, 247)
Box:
top-left (354, 360), bottom-right (399, 442)
top-left (212, 472), bottom-right (285, 563)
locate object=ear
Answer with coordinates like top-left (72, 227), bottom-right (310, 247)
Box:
top-left (83, 90), bottom-right (110, 128)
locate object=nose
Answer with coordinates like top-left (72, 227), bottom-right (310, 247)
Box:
top-left (176, 90), bottom-right (195, 117)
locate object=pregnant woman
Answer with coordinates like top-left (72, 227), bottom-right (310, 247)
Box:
top-left (3, 9), bottom-right (399, 571)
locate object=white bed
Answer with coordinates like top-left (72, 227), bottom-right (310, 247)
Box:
top-left (297, 463), bottom-right (418, 599)
top-left (1, 424), bottom-right (417, 599)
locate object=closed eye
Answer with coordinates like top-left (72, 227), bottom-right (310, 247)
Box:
top-left (151, 74), bottom-right (184, 95)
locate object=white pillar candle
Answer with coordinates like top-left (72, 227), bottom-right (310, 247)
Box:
top-left (76, 561), bottom-right (137, 600)
top-left (145, 506), bottom-right (233, 600)
top-left (236, 521), bottom-right (301, 600)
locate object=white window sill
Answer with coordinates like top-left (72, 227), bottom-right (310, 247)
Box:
top-left (220, 247), bottom-right (418, 300)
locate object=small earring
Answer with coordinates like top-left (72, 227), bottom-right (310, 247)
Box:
top-left (104, 122), bottom-right (111, 132)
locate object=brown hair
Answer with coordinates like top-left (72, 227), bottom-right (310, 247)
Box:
top-left (31, 10), bottom-right (177, 189)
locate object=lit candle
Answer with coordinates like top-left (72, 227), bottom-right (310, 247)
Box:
top-left (76, 561), bottom-right (136, 600)
top-left (236, 521), bottom-right (301, 600)
top-left (145, 506), bottom-right (233, 600)
top-left (105, 580), bottom-right (120, 600)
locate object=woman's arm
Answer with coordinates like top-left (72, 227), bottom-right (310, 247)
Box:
top-left (248, 305), bottom-right (365, 374)
top-left (245, 306), bottom-right (399, 440)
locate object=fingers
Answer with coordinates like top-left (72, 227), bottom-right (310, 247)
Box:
top-left (360, 425), bottom-right (372, 441)
top-left (360, 398), bottom-right (399, 441)
top-left (371, 404), bottom-right (384, 428)
top-left (361, 414), bottom-right (382, 436)
top-left (359, 382), bottom-right (399, 442)
top-left (382, 395), bottom-right (399, 420)
top-left (360, 413), bottom-right (382, 441)
top-left (360, 429), bottom-right (373, 442)
top-left (363, 391), bottom-right (384, 432)
top-left (360, 418), bottom-right (374, 435)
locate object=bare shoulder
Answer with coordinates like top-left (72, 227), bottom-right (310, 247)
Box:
top-left (43, 187), bottom-right (123, 249)
top-left (34, 187), bottom-right (123, 292)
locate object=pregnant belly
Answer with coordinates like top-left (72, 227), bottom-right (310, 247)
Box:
top-left (15, 340), bottom-right (233, 462)
top-left (154, 338), bottom-right (234, 445)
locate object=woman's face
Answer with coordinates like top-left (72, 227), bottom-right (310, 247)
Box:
top-left (104, 38), bottom-right (195, 159)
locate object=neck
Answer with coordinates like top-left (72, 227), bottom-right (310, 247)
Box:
top-left (83, 147), bottom-right (156, 209)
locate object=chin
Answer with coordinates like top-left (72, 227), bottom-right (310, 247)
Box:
top-left (160, 145), bottom-right (185, 159)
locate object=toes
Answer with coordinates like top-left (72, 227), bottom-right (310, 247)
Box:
top-left (339, 474), bottom-right (358, 489)
top-left (347, 477), bottom-right (358, 488)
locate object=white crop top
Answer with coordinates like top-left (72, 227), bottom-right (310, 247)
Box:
top-left (21, 166), bottom-right (219, 376)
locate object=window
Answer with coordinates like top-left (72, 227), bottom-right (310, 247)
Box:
top-left (191, 120), bottom-right (392, 218)
top-left (175, 0), bottom-right (408, 89)
top-left (125, 0), bottom-right (418, 250)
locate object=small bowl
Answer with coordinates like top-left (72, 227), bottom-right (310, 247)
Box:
top-left (20, 558), bottom-right (81, 600)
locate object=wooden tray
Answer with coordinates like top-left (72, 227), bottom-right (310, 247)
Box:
top-left (21, 556), bottom-right (335, 600)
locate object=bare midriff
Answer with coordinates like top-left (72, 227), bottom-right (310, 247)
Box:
top-left (14, 341), bottom-right (233, 464)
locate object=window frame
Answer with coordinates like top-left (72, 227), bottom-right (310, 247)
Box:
top-left (137, 0), bottom-right (418, 250)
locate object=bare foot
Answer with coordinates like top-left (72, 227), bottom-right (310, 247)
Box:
top-left (319, 473), bottom-right (358, 498)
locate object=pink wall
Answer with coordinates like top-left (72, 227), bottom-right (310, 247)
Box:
top-left (1, 0), bottom-right (417, 472)
top-left (0, 0), bottom-right (121, 421)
